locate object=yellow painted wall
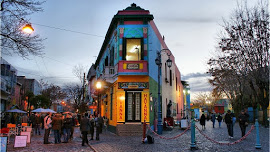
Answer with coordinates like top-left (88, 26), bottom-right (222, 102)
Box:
top-left (107, 75), bottom-right (150, 126)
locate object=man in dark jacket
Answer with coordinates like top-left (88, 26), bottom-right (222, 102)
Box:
top-left (52, 113), bottom-right (63, 144)
top-left (225, 110), bottom-right (234, 138)
top-left (89, 114), bottom-right (95, 140)
top-left (63, 114), bottom-right (72, 143)
top-left (80, 113), bottom-right (90, 146)
top-left (238, 110), bottom-right (248, 137)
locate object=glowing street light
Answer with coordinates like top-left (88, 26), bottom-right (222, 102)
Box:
top-left (22, 24), bottom-right (34, 34)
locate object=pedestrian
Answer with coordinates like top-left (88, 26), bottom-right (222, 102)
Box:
top-left (52, 113), bottom-right (63, 144)
top-left (35, 114), bottom-right (41, 135)
top-left (44, 113), bottom-right (52, 144)
top-left (63, 113), bottom-right (72, 143)
top-left (89, 114), bottom-right (95, 140)
top-left (217, 114), bottom-right (222, 128)
top-left (103, 116), bottom-right (108, 132)
top-left (95, 113), bottom-right (102, 140)
top-left (225, 110), bottom-right (234, 139)
top-left (232, 112), bottom-right (236, 126)
top-left (70, 114), bottom-right (75, 140)
top-left (80, 113), bottom-right (90, 146)
top-left (41, 114), bottom-right (45, 129)
top-left (15, 114), bottom-right (22, 126)
top-left (30, 113), bottom-right (36, 128)
top-left (206, 114), bottom-right (210, 121)
top-left (211, 113), bottom-right (216, 128)
top-left (238, 110), bottom-right (248, 137)
top-left (200, 114), bottom-right (206, 130)
top-left (21, 113), bottom-right (28, 123)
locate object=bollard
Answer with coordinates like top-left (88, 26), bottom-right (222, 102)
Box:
top-left (142, 120), bottom-right (146, 143)
top-left (190, 119), bottom-right (198, 150)
top-left (255, 119), bottom-right (262, 149)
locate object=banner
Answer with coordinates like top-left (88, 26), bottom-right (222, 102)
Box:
top-left (117, 91), bottom-right (125, 122)
top-left (141, 92), bottom-right (149, 122)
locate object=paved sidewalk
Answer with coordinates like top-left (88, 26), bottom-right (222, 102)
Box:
top-left (6, 121), bottom-right (269, 152)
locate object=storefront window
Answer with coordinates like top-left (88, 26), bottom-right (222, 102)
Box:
top-left (125, 39), bottom-right (141, 61)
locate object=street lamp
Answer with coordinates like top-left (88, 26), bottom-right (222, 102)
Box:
top-left (96, 81), bottom-right (102, 115)
top-left (22, 24), bottom-right (34, 34)
top-left (155, 49), bottom-right (172, 134)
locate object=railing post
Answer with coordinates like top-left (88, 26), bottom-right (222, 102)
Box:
top-left (142, 120), bottom-right (146, 143)
top-left (190, 118), bottom-right (197, 150)
top-left (255, 119), bottom-right (262, 149)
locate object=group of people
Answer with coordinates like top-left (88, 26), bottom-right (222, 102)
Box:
top-left (199, 109), bottom-right (249, 139)
top-left (43, 112), bottom-right (76, 144)
top-left (42, 112), bottom-right (108, 146)
top-left (80, 113), bottom-right (106, 146)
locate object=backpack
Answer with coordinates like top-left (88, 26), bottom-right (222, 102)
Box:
top-left (147, 135), bottom-right (154, 144)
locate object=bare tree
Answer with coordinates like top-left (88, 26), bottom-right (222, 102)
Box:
top-left (63, 83), bottom-right (86, 113)
top-left (208, 1), bottom-right (269, 125)
top-left (1, 0), bottom-right (45, 57)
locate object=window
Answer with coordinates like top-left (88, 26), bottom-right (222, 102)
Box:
top-left (110, 47), bottom-right (114, 66)
top-left (170, 70), bottom-right (172, 86)
top-left (176, 77), bottom-right (178, 91)
top-left (123, 38), bottom-right (143, 61)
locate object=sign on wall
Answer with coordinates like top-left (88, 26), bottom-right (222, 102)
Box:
top-left (126, 63), bottom-right (139, 70)
top-left (117, 91), bottom-right (125, 122)
top-left (141, 92), bottom-right (149, 123)
top-left (118, 82), bottom-right (149, 89)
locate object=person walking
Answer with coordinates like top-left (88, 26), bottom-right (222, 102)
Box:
top-left (44, 113), bottom-right (52, 144)
top-left (80, 113), bottom-right (90, 146)
top-left (52, 113), bottom-right (63, 144)
top-left (211, 113), bottom-right (216, 128)
top-left (21, 113), bottom-right (28, 123)
top-left (89, 114), bottom-right (95, 140)
top-left (70, 114), bottom-right (75, 140)
top-left (35, 114), bottom-right (41, 135)
top-left (238, 110), bottom-right (248, 137)
top-left (225, 110), bottom-right (234, 139)
top-left (200, 114), bottom-right (206, 130)
top-left (95, 114), bottom-right (102, 140)
top-left (217, 114), bottom-right (222, 128)
top-left (63, 114), bottom-right (72, 143)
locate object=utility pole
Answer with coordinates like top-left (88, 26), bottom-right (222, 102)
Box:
top-left (82, 73), bottom-right (86, 102)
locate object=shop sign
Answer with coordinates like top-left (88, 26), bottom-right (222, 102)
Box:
top-left (141, 92), bottom-right (149, 122)
top-left (117, 91), bottom-right (125, 122)
top-left (127, 63), bottom-right (139, 70)
top-left (118, 82), bottom-right (149, 89)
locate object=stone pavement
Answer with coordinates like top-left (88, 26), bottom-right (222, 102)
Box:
top-left (6, 121), bottom-right (269, 152)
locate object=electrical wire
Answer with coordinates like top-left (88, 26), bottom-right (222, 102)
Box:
top-left (32, 22), bottom-right (105, 38)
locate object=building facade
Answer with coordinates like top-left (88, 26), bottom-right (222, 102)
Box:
top-left (87, 4), bottom-right (184, 134)
top-left (1, 57), bottom-right (18, 112)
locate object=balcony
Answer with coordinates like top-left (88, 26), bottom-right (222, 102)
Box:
top-left (118, 60), bottom-right (148, 75)
top-left (101, 66), bottom-right (117, 83)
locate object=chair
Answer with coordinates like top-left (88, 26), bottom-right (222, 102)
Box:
top-left (0, 128), bottom-right (10, 144)
top-left (7, 123), bottom-right (17, 136)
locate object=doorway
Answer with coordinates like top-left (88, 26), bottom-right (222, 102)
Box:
top-left (125, 91), bottom-right (141, 122)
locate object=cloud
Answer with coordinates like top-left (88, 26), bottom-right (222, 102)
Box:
top-left (181, 72), bottom-right (213, 94)
top-left (181, 72), bottom-right (210, 80)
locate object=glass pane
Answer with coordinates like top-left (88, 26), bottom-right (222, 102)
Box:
top-left (127, 93), bottom-right (133, 120)
top-left (135, 93), bottom-right (140, 120)
top-left (126, 39), bottom-right (141, 61)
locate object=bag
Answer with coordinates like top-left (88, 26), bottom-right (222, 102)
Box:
top-left (147, 135), bottom-right (154, 144)
top-left (245, 122), bottom-right (248, 126)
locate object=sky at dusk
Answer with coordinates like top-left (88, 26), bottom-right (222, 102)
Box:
top-left (1, 0), bottom-right (259, 100)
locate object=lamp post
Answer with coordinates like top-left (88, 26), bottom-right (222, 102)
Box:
top-left (155, 49), bottom-right (172, 134)
top-left (96, 81), bottom-right (102, 115)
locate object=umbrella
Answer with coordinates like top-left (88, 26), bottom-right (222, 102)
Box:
top-left (31, 108), bottom-right (47, 113)
top-left (6, 109), bottom-right (27, 113)
top-left (44, 109), bottom-right (56, 113)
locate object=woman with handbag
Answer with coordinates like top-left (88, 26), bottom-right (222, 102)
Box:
top-left (238, 110), bottom-right (248, 137)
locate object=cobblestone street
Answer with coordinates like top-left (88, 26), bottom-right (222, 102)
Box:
top-left (6, 121), bottom-right (269, 152)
